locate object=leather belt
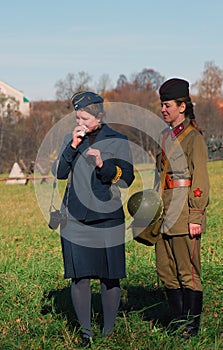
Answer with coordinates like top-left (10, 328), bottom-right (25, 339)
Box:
top-left (164, 175), bottom-right (191, 190)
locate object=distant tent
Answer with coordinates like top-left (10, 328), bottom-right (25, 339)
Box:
top-left (6, 162), bottom-right (26, 185)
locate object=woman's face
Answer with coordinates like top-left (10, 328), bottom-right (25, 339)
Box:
top-left (161, 100), bottom-right (185, 127)
top-left (76, 109), bottom-right (100, 132)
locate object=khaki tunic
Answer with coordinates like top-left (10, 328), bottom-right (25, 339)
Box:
top-left (156, 118), bottom-right (210, 235)
top-left (155, 118), bottom-right (210, 290)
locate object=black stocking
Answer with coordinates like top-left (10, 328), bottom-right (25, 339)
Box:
top-left (100, 278), bottom-right (120, 335)
top-left (71, 278), bottom-right (92, 338)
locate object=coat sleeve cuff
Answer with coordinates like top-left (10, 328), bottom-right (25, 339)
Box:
top-left (189, 209), bottom-right (204, 225)
top-left (62, 143), bottom-right (78, 162)
top-left (96, 161), bottom-right (116, 183)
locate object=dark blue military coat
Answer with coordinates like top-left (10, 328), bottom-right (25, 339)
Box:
top-left (56, 123), bottom-right (135, 279)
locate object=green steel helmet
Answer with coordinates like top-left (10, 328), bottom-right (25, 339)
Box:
top-left (127, 189), bottom-right (163, 225)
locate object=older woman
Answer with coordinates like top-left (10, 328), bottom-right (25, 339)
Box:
top-left (56, 91), bottom-right (134, 346)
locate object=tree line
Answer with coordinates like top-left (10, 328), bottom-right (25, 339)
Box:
top-left (0, 61), bottom-right (223, 173)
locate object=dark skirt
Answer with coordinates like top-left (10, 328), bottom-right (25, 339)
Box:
top-left (60, 216), bottom-right (126, 279)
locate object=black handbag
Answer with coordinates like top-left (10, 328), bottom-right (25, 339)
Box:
top-left (48, 209), bottom-right (67, 230)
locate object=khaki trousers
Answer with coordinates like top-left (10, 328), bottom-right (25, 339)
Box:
top-left (155, 234), bottom-right (202, 291)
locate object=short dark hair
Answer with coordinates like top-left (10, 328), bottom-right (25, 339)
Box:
top-left (83, 103), bottom-right (105, 119)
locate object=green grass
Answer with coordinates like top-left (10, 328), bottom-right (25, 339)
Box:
top-left (0, 161), bottom-right (223, 349)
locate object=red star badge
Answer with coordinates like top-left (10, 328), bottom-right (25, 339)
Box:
top-left (193, 188), bottom-right (203, 197)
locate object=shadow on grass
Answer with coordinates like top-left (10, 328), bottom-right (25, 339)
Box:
top-left (41, 284), bottom-right (169, 331)
top-left (41, 287), bottom-right (78, 330)
top-left (120, 284), bottom-right (169, 326)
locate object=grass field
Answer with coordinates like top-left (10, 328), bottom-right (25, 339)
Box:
top-left (0, 161), bottom-right (222, 349)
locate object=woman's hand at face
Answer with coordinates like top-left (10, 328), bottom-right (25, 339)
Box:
top-left (71, 125), bottom-right (88, 149)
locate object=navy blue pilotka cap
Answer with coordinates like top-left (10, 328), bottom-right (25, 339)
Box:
top-left (71, 91), bottom-right (104, 111)
top-left (159, 78), bottom-right (189, 101)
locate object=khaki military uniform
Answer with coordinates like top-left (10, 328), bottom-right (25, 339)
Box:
top-left (155, 118), bottom-right (210, 290)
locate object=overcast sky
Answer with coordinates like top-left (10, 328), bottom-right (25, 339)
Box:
top-left (1, 0), bottom-right (223, 101)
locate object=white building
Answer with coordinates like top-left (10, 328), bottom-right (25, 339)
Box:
top-left (0, 80), bottom-right (30, 119)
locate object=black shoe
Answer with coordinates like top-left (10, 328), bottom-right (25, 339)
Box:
top-left (78, 334), bottom-right (93, 348)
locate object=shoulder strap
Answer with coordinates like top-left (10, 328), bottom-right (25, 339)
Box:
top-left (49, 159), bottom-right (59, 213)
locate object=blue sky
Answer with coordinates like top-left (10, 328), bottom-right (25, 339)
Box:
top-left (1, 0), bottom-right (223, 101)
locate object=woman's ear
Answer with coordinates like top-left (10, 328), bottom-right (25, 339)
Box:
top-left (179, 102), bottom-right (186, 114)
top-left (97, 112), bottom-right (103, 124)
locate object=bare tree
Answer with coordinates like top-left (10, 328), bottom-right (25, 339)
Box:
top-left (133, 68), bottom-right (165, 91)
top-left (55, 71), bottom-right (92, 101)
top-left (194, 98), bottom-right (223, 139)
top-left (96, 74), bottom-right (112, 94)
top-left (75, 71), bottom-right (92, 91)
top-left (116, 74), bottom-right (128, 89)
top-left (0, 91), bottom-right (20, 122)
top-left (193, 61), bottom-right (223, 100)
